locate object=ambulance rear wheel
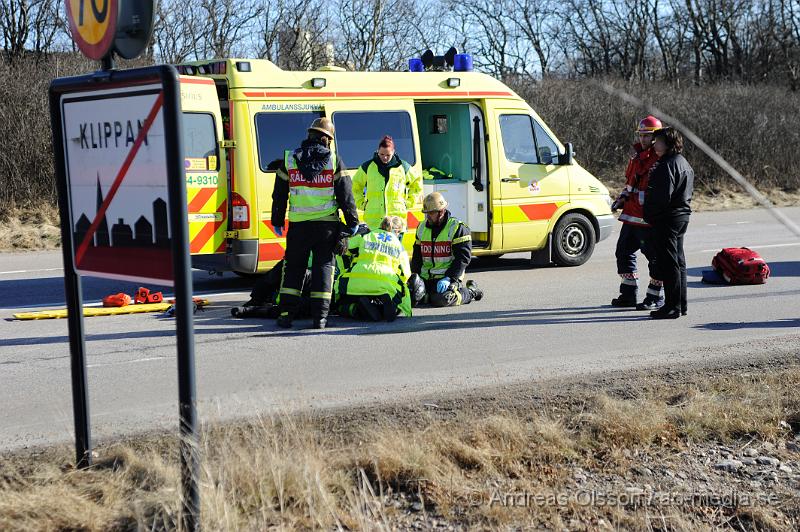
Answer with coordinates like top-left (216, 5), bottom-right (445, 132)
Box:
top-left (552, 213), bottom-right (595, 267)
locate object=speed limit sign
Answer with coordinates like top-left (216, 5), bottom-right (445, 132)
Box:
top-left (65, 0), bottom-right (119, 60)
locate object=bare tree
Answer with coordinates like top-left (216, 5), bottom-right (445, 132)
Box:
top-left (442, 0), bottom-right (533, 80)
top-left (1, 0), bottom-right (60, 61)
top-left (509, 0), bottom-right (559, 77)
top-left (275, 0), bottom-right (332, 69)
top-left (153, 0), bottom-right (206, 63)
top-left (775, 0), bottom-right (800, 89)
top-left (194, 0), bottom-right (264, 59)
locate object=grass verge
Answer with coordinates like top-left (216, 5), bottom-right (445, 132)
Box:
top-left (2, 359), bottom-right (799, 530)
top-left (0, 205), bottom-right (61, 251)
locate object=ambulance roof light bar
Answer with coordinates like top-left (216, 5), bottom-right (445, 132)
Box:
top-left (407, 48), bottom-right (473, 72)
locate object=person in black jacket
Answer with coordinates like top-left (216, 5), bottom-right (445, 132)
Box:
top-left (271, 117), bottom-right (359, 329)
top-left (410, 192), bottom-right (483, 306)
top-left (643, 127), bottom-right (694, 319)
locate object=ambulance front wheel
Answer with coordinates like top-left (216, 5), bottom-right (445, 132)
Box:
top-left (552, 213), bottom-right (595, 267)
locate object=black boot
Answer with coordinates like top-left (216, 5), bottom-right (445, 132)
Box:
top-left (276, 312), bottom-right (292, 328)
top-left (636, 294), bottom-right (664, 311)
top-left (466, 280), bottom-right (483, 301)
top-left (637, 281), bottom-right (664, 310)
top-left (611, 295), bottom-right (637, 307)
top-left (312, 318), bottom-right (327, 329)
top-left (650, 308), bottom-right (681, 319)
top-left (611, 279), bottom-right (637, 307)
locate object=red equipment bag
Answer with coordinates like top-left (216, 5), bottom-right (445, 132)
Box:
top-left (711, 247), bottom-right (770, 285)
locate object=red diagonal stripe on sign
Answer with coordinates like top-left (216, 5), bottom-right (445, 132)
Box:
top-left (76, 92), bottom-right (165, 265)
top-left (519, 203), bottom-right (559, 220)
top-left (187, 187), bottom-right (216, 212)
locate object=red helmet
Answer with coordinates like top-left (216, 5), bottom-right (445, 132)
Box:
top-left (636, 115), bottom-right (662, 134)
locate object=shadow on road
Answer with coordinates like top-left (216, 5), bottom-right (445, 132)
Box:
top-left (0, 272), bottom-right (254, 309)
top-left (686, 261), bottom-right (800, 289)
top-left (694, 318), bottom-right (800, 330)
top-left (5, 285), bottom-right (800, 346)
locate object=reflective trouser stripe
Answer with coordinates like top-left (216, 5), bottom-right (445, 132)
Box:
top-left (310, 291), bottom-right (331, 300)
top-left (280, 287), bottom-right (302, 296)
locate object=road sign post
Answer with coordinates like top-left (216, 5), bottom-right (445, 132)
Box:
top-left (58, 2), bottom-right (197, 528)
top-left (49, 65), bottom-right (199, 530)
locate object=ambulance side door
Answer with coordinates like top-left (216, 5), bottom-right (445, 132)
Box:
top-left (180, 77), bottom-right (228, 256)
top-left (494, 109), bottom-right (570, 250)
top-left (324, 99), bottom-right (422, 246)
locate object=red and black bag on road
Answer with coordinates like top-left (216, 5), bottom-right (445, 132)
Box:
top-left (711, 247), bottom-right (770, 284)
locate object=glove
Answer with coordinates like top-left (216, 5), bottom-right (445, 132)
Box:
top-left (274, 225), bottom-right (283, 237)
top-left (436, 278), bottom-right (451, 294)
top-left (350, 225), bottom-right (360, 236)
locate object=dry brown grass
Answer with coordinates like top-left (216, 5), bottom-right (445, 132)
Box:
top-left (1, 367), bottom-right (798, 530)
top-left (0, 205), bottom-right (61, 251)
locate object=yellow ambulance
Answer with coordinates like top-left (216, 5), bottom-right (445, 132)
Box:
top-left (176, 58), bottom-right (614, 274)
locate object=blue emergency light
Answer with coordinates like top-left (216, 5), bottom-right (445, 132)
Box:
top-left (409, 58), bottom-right (424, 72)
top-left (454, 53), bottom-right (473, 72)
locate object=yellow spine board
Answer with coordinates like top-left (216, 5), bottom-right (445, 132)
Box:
top-left (13, 300), bottom-right (209, 320)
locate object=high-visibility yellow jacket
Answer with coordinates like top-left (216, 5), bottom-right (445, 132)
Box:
top-left (336, 229), bottom-right (412, 316)
top-left (283, 149), bottom-right (338, 222)
top-left (414, 214), bottom-right (471, 281)
top-left (352, 154), bottom-right (422, 230)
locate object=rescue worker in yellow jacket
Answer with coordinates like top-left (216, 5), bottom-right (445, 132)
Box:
top-left (410, 192), bottom-right (483, 307)
top-left (336, 215), bottom-right (411, 321)
top-left (271, 117), bottom-right (359, 329)
top-left (352, 135), bottom-right (422, 232)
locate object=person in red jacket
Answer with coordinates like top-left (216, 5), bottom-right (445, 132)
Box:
top-left (610, 115), bottom-right (664, 309)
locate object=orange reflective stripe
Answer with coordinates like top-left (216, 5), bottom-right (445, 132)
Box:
top-left (519, 203), bottom-right (559, 220)
top-left (189, 198), bottom-right (227, 253)
top-left (187, 187), bottom-right (216, 212)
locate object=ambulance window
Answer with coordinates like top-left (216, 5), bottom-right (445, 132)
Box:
top-left (255, 111), bottom-right (323, 171)
top-left (182, 113), bottom-right (219, 171)
top-left (332, 111), bottom-right (416, 168)
top-left (499, 114), bottom-right (537, 164)
top-left (533, 120), bottom-right (560, 165)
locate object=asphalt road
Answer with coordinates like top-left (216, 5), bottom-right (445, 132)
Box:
top-left (1, 207), bottom-right (799, 451)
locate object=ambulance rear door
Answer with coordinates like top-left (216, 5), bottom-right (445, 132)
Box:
top-left (251, 101), bottom-right (325, 270)
top-left (493, 107), bottom-right (570, 251)
top-left (179, 76), bottom-right (228, 259)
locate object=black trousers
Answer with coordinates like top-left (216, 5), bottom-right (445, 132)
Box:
top-left (338, 294), bottom-right (398, 321)
top-left (615, 223), bottom-right (656, 278)
top-left (651, 219), bottom-right (689, 313)
top-left (278, 220), bottom-right (338, 321)
top-left (424, 278), bottom-right (473, 307)
top-left (250, 259), bottom-right (285, 304)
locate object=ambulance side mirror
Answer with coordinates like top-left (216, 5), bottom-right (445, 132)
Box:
top-left (558, 142), bottom-right (574, 165)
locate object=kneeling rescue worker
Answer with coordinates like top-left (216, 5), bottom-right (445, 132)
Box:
top-left (271, 117), bottom-right (359, 329)
top-left (410, 192), bottom-right (482, 306)
top-left (336, 215), bottom-right (412, 321)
